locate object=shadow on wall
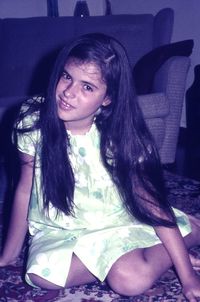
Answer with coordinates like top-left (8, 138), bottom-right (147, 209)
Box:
top-left (0, 104), bottom-right (22, 245)
top-left (29, 49), bottom-right (60, 96)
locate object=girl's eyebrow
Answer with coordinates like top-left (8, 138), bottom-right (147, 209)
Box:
top-left (63, 68), bottom-right (70, 75)
top-left (82, 80), bottom-right (98, 89)
top-left (64, 67), bottom-right (99, 89)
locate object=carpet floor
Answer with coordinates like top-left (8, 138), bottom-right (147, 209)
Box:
top-left (0, 170), bottom-right (200, 302)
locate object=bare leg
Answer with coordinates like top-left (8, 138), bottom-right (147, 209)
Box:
top-left (28, 253), bottom-right (97, 289)
top-left (107, 216), bottom-right (200, 296)
top-left (28, 216), bottom-right (200, 293)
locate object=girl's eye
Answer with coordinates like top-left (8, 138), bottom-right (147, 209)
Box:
top-left (83, 84), bottom-right (93, 92)
top-left (62, 71), bottom-right (71, 80)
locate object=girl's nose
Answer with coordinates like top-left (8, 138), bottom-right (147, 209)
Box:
top-left (63, 84), bottom-right (76, 98)
top-left (64, 90), bottom-right (73, 98)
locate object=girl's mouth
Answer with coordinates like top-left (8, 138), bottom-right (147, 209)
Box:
top-left (59, 98), bottom-right (75, 110)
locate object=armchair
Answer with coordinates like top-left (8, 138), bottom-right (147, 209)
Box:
top-left (138, 56), bottom-right (190, 164)
top-left (0, 8), bottom-right (190, 166)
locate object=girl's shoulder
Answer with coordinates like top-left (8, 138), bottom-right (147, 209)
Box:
top-left (20, 95), bottom-right (44, 114)
top-left (17, 95), bottom-right (44, 130)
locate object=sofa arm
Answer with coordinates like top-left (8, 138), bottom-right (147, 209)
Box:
top-left (153, 56), bottom-right (190, 94)
top-left (137, 93), bottom-right (169, 119)
top-left (137, 93), bottom-right (169, 150)
top-left (153, 56), bottom-right (190, 163)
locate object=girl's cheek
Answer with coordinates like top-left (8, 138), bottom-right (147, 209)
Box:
top-left (56, 83), bottom-right (62, 93)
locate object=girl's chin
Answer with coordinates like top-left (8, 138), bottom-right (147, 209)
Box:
top-left (57, 107), bottom-right (71, 119)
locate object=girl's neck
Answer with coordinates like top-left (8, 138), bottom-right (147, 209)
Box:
top-left (65, 121), bottom-right (94, 135)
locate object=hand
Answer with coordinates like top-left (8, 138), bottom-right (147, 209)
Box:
top-left (182, 273), bottom-right (200, 302)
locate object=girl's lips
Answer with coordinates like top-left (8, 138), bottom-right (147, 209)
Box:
top-left (59, 98), bottom-right (75, 111)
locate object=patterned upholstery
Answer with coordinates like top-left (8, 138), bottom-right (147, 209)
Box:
top-left (138, 56), bottom-right (190, 163)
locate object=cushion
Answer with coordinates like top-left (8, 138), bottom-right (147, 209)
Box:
top-left (133, 39), bottom-right (194, 95)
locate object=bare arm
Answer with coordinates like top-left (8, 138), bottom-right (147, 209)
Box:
top-left (0, 152), bottom-right (34, 266)
top-left (136, 181), bottom-right (200, 300)
top-left (155, 225), bottom-right (200, 301)
top-left (155, 225), bottom-right (194, 280)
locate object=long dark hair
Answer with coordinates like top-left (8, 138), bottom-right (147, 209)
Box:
top-left (16, 33), bottom-right (176, 227)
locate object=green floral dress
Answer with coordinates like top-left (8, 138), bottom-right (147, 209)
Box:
top-left (17, 98), bottom-right (191, 288)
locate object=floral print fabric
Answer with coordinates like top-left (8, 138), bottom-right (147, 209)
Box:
top-left (16, 98), bottom-right (191, 288)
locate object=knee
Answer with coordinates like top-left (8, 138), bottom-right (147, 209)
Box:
top-left (107, 264), bottom-right (155, 296)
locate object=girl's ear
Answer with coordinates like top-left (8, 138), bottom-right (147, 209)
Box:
top-left (102, 96), bottom-right (111, 107)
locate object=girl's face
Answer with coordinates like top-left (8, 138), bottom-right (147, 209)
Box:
top-left (56, 58), bottom-right (111, 134)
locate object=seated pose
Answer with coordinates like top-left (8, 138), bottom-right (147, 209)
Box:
top-left (0, 33), bottom-right (200, 301)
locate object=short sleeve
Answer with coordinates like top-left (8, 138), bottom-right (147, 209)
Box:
top-left (17, 127), bottom-right (39, 157)
top-left (16, 101), bottom-right (41, 157)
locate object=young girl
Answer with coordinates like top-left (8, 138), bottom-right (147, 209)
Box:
top-left (0, 33), bottom-right (200, 301)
